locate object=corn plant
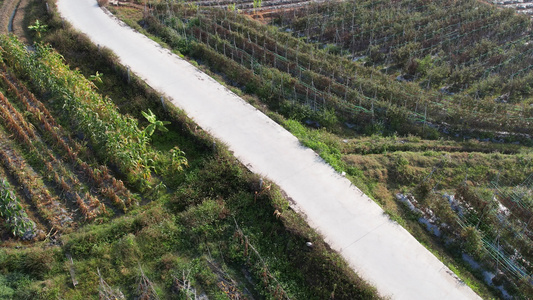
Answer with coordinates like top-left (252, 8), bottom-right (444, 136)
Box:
top-left (0, 70), bottom-right (133, 212)
top-left (170, 146), bottom-right (188, 172)
top-left (0, 178), bottom-right (35, 238)
top-left (253, 0), bottom-right (262, 10)
top-left (0, 36), bottom-right (156, 187)
top-left (89, 71), bottom-right (103, 84)
top-left (142, 109), bottom-right (170, 136)
top-left (28, 20), bottom-right (48, 40)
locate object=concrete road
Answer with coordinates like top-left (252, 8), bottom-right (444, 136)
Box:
top-left (56, 1), bottom-right (481, 299)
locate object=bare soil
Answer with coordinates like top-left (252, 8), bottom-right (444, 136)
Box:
top-left (0, 0), bottom-right (19, 34)
top-left (0, 0), bottom-right (31, 44)
top-left (11, 0), bottom-right (30, 44)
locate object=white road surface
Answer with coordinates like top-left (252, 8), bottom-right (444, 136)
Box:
top-left (56, 1), bottom-right (481, 299)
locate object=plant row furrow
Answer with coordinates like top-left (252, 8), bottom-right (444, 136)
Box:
top-left (0, 68), bottom-right (132, 212)
top-left (0, 132), bottom-right (71, 231)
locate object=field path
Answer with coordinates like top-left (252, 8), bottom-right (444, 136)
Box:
top-left (11, 0), bottom-right (30, 44)
top-left (57, 1), bottom-right (480, 299)
top-left (0, 0), bottom-right (19, 34)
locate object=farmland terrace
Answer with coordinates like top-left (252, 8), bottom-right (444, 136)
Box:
top-left (0, 0), bottom-right (531, 299)
top-left (134, 0), bottom-right (533, 142)
top-left (142, 0), bottom-right (326, 12)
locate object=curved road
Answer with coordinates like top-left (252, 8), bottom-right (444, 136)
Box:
top-left (57, 1), bottom-right (480, 299)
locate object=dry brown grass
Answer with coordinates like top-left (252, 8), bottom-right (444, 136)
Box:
top-left (372, 183), bottom-right (392, 204)
top-left (365, 168), bottom-right (388, 182)
top-left (343, 154), bottom-right (382, 170)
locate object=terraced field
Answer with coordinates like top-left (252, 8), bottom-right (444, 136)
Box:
top-left (0, 40), bottom-right (137, 238)
top-left (490, 0), bottom-right (533, 17)
top-left (142, 0), bottom-right (533, 143)
top-left (149, 0), bottom-right (320, 11)
top-left (0, 0), bottom-right (531, 298)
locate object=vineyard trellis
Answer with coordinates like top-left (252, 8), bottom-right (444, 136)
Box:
top-left (271, 0), bottom-right (533, 127)
top-left (409, 160), bottom-right (533, 288)
top-left (148, 0), bottom-right (533, 137)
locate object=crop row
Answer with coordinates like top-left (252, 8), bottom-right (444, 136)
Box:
top-left (0, 130), bottom-right (71, 231)
top-left (149, 3), bottom-right (532, 136)
top-left (0, 178), bottom-right (36, 238)
top-left (410, 175), bottom-right (533, 283)
top-left (185, 0), bottom-right (323, 12)
top-left (0, 34), bottom-right (191, 235)
top-left (0, 66), bottom-right (133, 212)
top-left (1, 74), bottom-right (113, 218)
top-left (0, 36), bottom-right (153, 188)
top-left (0, 39), bottom-right (158, 235)
top-left (0, 86), bottom-right (107, 226)
top-left (278, 0), bottom-right (533, 103)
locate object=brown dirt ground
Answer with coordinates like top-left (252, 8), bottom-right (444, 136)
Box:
top-left (0, 0), bottom-right (20, 34)
top-left (11, 0), bottom-right (30, 44)
top-left (0, 0), bottom-right (31, 44)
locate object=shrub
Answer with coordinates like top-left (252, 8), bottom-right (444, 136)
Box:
top-left (461, 226), bottom-right (485, 259)
top-left (22, 248), bottom-right (55, 278)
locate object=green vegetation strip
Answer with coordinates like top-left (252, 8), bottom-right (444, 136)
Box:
top-left (0, 178), bottom-right (35, 238)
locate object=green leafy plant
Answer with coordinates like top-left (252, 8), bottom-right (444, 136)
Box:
top-left (142, 109), bottom-right (170, 136)
top-left (28, 20), bottom-right (48, 40)
top-left (169, 146), bottom-right (188, 171)
top-left (0, 178), bottom-right (35, 238)
top-left (89, 71), bottom-right (103, 84)
top-left (0, 35), bottom-right (153, 187)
